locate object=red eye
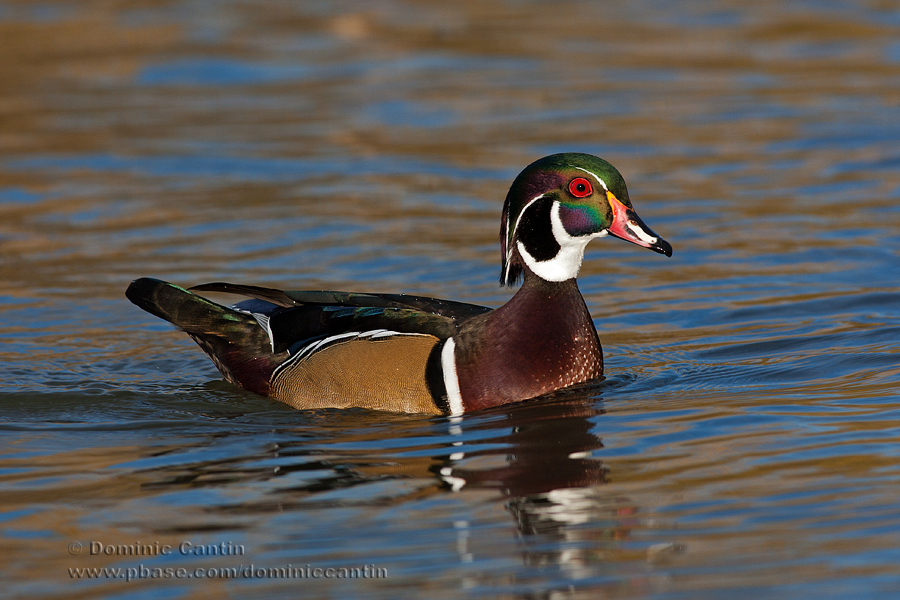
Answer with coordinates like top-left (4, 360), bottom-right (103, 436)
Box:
top-left (568, 177), bottom-right (593, 198)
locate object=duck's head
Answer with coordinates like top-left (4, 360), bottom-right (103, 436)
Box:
top-left (500, 153), bottom-right (672, 286)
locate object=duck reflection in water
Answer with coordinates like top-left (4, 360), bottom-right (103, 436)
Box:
top-left (432, 390), bottom-right (643, 578)
top-left (139, 387), bottom-right (654, 588)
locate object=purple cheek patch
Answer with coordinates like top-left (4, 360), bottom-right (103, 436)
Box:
top-left (558, 204), bottom-right (601, 237)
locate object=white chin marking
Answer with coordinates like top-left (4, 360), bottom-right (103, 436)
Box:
top-left (517, 202), bottom-right (603, 282)
top-left (441, 338), bottom-right (465, 416)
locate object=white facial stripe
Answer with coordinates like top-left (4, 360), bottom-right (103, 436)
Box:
top-left (516, 201), bottom-right (604, 282)
top-left (504, 193), bottom-right (546, 283)
top-left (574, 166), bottom-right (609, 192)
top-left (441, 337), bottom-right (465, 416)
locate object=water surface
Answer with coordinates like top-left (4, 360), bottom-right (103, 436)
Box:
top-left (1, 1), bottom-right (899, 598)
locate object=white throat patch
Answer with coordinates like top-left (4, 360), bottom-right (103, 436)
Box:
top-left (516, 201), bottom-right (607, 282)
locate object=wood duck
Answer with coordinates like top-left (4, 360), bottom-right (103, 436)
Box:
top-left (126, 153), bottom-right (671, 415)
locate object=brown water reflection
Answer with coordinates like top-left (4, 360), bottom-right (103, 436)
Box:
top-left (2, 393), bottom-right (627, 598)
top-left (2, 0), bottom-right (900, 598)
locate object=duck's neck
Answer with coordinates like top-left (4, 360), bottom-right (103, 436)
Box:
top-left (452, 273), bottom-right (603, 411)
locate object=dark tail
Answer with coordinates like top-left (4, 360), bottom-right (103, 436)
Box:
top-left (126, 277), bottom-right (281, 395)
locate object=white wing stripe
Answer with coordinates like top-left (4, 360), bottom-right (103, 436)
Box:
top-left (272, 329), bottom-right (431, 380)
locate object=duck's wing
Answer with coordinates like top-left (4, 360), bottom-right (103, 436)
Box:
top-left (262, 302), bottom-right (460, 354)
top-left (126, 278), bottom-right (466, 398)
top-left (190, 281), bottom-right (491, 321)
